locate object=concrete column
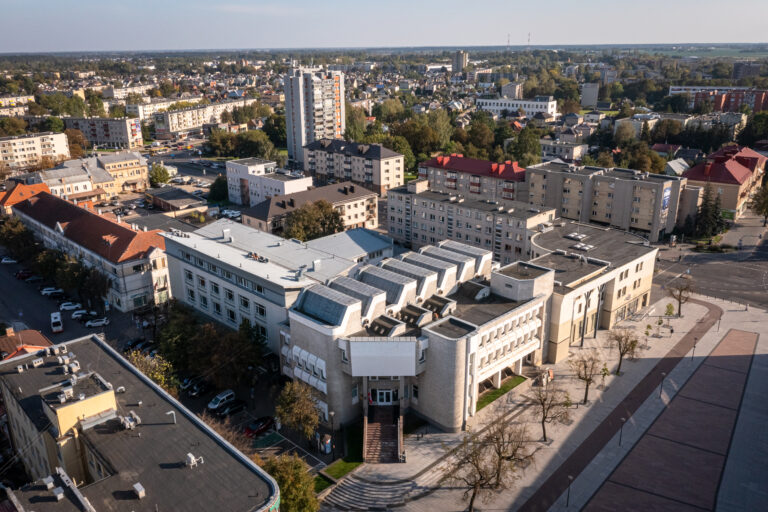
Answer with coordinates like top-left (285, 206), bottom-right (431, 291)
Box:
top-left (492, 370), bottom-right (502, 389)
top-left (515, 358), bottom-right (523, 375)
top-left (399, 378), bottom-right (405, 403)
top-left (362, 376), bottom-right (368, 403)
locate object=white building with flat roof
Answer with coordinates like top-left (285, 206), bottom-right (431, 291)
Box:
top-left (0, 132), bottom-right (70, 171)
top-left (476, 95), bottom-right (557, 117)
top-left (225, 157), bottom-right (313, 207)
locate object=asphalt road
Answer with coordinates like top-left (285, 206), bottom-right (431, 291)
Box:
top-left (655, 238), bottom-right (768, 308)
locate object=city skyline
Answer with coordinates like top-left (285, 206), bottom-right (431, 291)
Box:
top-left (1, 0), bottom-right (767, 53)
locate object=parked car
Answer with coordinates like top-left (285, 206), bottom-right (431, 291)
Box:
top-left (1, 257), bottom-right (17, 264)
top-left (187, 380), bottom-right (212, 398)
top-left (40, 287), bottom-right (64, 296)
top-left (48, 291), bottom-right (65, 300)
top-left (15, 270), bottom-right (33, 280)
top-left (145, 204), bottom-right (154, 210)
top-left (122, 337), bottom-right (146, 352)
top-left (59, 302), bottom-right (82, 311)
top-left (24, 275), bottom-right (43, 284)
top-left (243, 416), bottom-right (275, 438)
top-left (85, 317), bottom-right (110, 328)
top-left (215, 399), bottom-right (246, 418)
top-left (71, 309), bottom-right (97, 320)
top-left (110, 201), bottom-right (119, 207)
top-left (78, 313), bottom-right (100, 324)
top-left (128, 204), bottom-right (137, 210)
top-left (207, 389), bottom-right (235, 411)
top-left (179, 376), bottom-right (200, 392)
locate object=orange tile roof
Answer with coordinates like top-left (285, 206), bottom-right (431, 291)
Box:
top-left (0, 329), bottom-right (52, 360)
top-left (0, 182), bottom-right (49, 208)
top-left (13, 192), bottom-right (165, 264)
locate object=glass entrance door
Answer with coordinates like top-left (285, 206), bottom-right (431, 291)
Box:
top-left (377, 389), bottom-right (392, 405)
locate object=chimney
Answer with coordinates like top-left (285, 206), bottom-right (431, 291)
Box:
top-left (343, 186), bottom-right (349, 195)
top-left (116, 215), bottom-right (121, 224)
top-left (288, 198), bottom-right (295, 207)
top-left (349, 185), bottom-right (355, 193)
top-left (143, 226), bottom-right (147, 232)
top-left (5, 326), bottom-right (14, 337)
top-left (704, 161), bottom-right (712, 176)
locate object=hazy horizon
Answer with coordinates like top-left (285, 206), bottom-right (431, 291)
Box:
top-left (2, 0), bottom-right (767, 54)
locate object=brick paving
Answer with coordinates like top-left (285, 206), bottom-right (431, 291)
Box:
top-left (584, 329), bottom-right (757, 511)
top-left (518, 297), bottom-right (724, 511)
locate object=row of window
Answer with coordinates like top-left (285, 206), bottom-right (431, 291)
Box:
top-left (185, 271), bottom-right (267, 317)
top-left (181, 252), bottom-right (266, 296)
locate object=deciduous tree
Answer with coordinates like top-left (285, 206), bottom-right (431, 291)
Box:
top-left (149, 163), bottom-right (170, 187)
top-left (263, 454), bottom-right (319, 512)
top-left (609, 329), bottom-right (639, 376)
top-left (569, 350), bottom-right (602, 404)
top-left (283, 200), bottom-right (344, 242)
top-left (530, 384), bottom-right (571, 442)
top-left (126, 351), bottom-right (179, 395)
top-left (275, 381), bottom-right (320, 441)
top-left (668, 276), bottom-right (693, 317)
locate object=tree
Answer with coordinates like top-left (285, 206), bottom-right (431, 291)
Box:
top-left (208, 175), bottom-right (228, 202)
top-left (125, 92), bottom-right (145, 105)
top-left (149, 163), bottom-right (171, 187)
top-left (109, 104), bottom-right (127, 118)
top-left (508, 126), bottom-right (541, 167)
top-left (345, 105), bottom-right (367, 141)
top-left (32, 249), bottom-right (62, 280)
top-left (42, 116), bottom-right (64, 133)
top-left (614, 123), bottom-right (636, 147)
top-left (126, 351), bottom-right (179, 395)
top-left (372, 98), bottom-right (405, 123)
top-left (64, 128), bottom-right (86, 158)
top-left (275, 381), bottom-right (320, 441)
top-left (749, 184), bottom-right (768, 226)
top-left (568, 351), bottom-right (602, 404)
top-left (87, 95), bottom-right (106, 117)
top-left (738, 112), bottom-right (768, 146)
top-left (199, 410), bottom-right (251, 454)
top-left (0, 217), bottom-right (36, 261)
top-left (0, 117), bottom-right (27, 137)
top-left (665, 303), bottom-right (676, 317)
top-left (263, 113), bottom-right (287, 148)
top-left (220, 110), bottom-right (234, 124)
top-left (609, 329), bottom-right (639, 376)
top-left (530, 384), bottom-right (570, 442)
top-left (668, 276), bottom-right (693, 316)
top-left (263, 454), bottom-right (318, 512)
top-left (696, 183), bottom-right (721, 238)
top-left (283, 200), bottom-right (344, 242)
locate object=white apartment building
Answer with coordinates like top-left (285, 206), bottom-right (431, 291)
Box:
top-left (285, 68), bottom-right (345, 163)
top-left (102, 84), bottom-right (155, 99)
top-left (387, 179), bottom-right (556, 263)
top-left (284, 240), bottom-right (551, 435)
top-left (125, 98), bottom-right (178, 120)
top-left (0, 132), bottom-right (70, 171)
top-left (152, 98), bottom-right (258, 139)
top-left (13, 193), bottom-right (170, 311)
top-left (303, 139), bottom-right (405, 196)
top-left (163, 220), bottom-right (393, 353)
top-left (0, 95), bottom-right (34, 107)
top-left (476, 95), bottom-right (557, 117)
top-left (226, 157), bottom-right (312, 207)
top-left (540, 139), bottom-right (589, 162)
top-left (63, 117), bottom-right (142, 149)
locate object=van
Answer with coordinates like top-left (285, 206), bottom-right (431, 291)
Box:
top-left (207, 389), bottom-right (235, 411)
top-left (50, 312), bottom-right (63, 333)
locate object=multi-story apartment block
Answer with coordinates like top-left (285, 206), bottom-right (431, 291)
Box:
top-left (526, 162), bottom-right (701, 242)
top-left (453, 50), bottom-right (469, 73)
top-left (500, 81), bottom-right (524, 99)
top-left (13, 192), bottom-right (170, 311)
top-left (387, 179), bottom-right (556, 263)
top-left (164, 220), bottom-right (392, 353)
top-left (283, 240), bottom-right (551, 435)
top-left (418, 154), bottom-right (528, 202)
top-left (303, 139), bottom-right (404, 196)
top-left (0, 105), bottom-right (28, 117)
top-left (0, 132), bottom-right (70, 171)
top-left (529, 221), bottom-right (657, 362)
top-left (613, 114), bottom-right (659, 138)
top-left (126, 97), bottom-right (180, 120)
top-left (476, 95), bottom-right (557, 117)
top-left (63, 117), bottom-right (142, 149)
top-left (0, 334), bottom-right (279, 510)
top-left (152, 98), bottom-right (258, 139)
top-left (285, 68), bottom-right (345, 163)
top-left (0, 94), bottom-right (34, 107)
top-left (683, 145), bottom-right (766, 220)
top-left (226, 157), bottom-right (312, 207)
top-left (102, 83), bottom-right (155, 99)
top-left (242, 182), bottom-right (378, 235)
top-left (540, 139), bottom-right (589, 162)
top-left (580, 83), bottom-right (600, 107)
top-left (668, 85), bottom-right (768, 112)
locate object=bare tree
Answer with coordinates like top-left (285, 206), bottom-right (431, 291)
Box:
top-left (449, 419), bottom-right (533, 512)
top-left (609, 329), bottom-right (639, 376)
top-left (569, 351), bottom-right (602, 404)
top-left (199, 411), bottom-right (252, 455)
top-left (529, 385), bottom-right (571, 442)
top-left (668, 277), bottom-right (693, 316)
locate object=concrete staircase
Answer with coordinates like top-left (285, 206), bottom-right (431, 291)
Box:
top-left (365, 406), bottom-right (398, 463)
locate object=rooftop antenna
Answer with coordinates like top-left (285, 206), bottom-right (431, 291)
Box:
top-left (527, 33), bottom-right (532, 52)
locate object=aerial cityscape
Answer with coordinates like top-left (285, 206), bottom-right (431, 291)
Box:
top-left (0, 3), bottom-right (767, 511)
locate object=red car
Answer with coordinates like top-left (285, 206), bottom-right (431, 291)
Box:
top-left (243, 416), bottom-right (275, 438)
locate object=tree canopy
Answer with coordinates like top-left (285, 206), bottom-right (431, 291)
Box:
top-left (283, 200), bottom-right (344, 241)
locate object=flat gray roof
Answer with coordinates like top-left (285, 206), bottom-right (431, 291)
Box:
top-left (306, 229), bottom-right (392, 261)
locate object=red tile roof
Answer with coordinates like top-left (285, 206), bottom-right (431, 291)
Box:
top-left (12, 192), bottom-right (165, 264)
top-left (683, 159), bottom-right (752, 185)
top-left (0, 329), bottom-right (52, 360)
top-left (708, 145), bottom-right (767, 172)
top-left (421, 155), bottom-right (526, 182)
top-left (0, 183), bottom-right (49, 209)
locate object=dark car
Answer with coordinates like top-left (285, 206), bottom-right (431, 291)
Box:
top-left (123, 338), bottom-right (146, 352)
top-left (187, 380), bottom-right (212, 398)
top-left (243, 416), bottom-right (275, 438)
top-left (48, 291), bottom-right (65, 300)
top-left (78, 313), bottom-right (100, 324)
top-left (15, 270), bottom-right (33, 280)
top-left (215, 399), bottom-right (246, 418)
top-left (179, 376), bottom-right (200, 392)
top-left (24, 275), bottom-right (43, 284)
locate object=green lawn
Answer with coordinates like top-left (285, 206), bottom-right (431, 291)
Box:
top-left (476, 376), bottom-right (526, 411)
top-left (323, 421), bottom-right (364, 480)
top-left (314, 474), bottom-right (334, 493)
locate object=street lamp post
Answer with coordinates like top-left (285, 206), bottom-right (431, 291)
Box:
top-left (692, 337), bottom-right (698, 361)
top-left (329, 411), bottom-right (335, 460)
top-left (660, 372), bottom-right (667, 399)
top-left (566, 475), bottom-right (574, 507)
top-left (619, 417), bottom-right (626, 446)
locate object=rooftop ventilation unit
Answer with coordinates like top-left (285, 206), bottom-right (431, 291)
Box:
top-left (16, 365), bottom-right (23, 373)
top-left (129, 411), bottom-right (142, 425)
top-left (186, 452), bottom-right (204, 468)
top-left (62, 386), bottom-right (74, 399)
top-left (133, 482), bottom-right (146, 499)
top-left (42, 476), bottom-right (55, 490)
top-left (32, 358), bottom-right (44, 368)
top-left (52, 487), bottom-right (64, 501)
top-left (566, 232), bottom-right (588, 241)
top-left (116, 386), bottom-right (126, 394)
top-left (58, 393), bottom-right (67, 404)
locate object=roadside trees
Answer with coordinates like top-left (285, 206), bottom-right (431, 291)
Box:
top-left (568, 351), bottom-right (602, 404)
top-left (609, 329), bottom-right (639, 376)
top-left (749, 184), bottom-right (768, 226)
top-left (149, 163), bottom-right (170, 187)
top-left (275, 381), bottom-right (320, 442)
top-left (530, 384), bottom-right (571, 442)
top-left (668, 276), bottom-right (693, 316)
top-left (263, 454), bottom-right (318, 512)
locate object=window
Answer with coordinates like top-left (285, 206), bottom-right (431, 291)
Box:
top-left (341, 349), bottom-right (348, 362)
top-left (225, 288), bottom-right (234, 302)
top-left (255, 302), bottom-right (266, 317)
top-left (211, 282), bottom-right (219, 295)
top-left (213, 302), bottom-right (221, 315)
top-left (186, 288), bottom-right (195, 302)
top-left (226, 308), bottom-right (236, 323)
top-left (198, 276), bottom-right (206, 288)
top-left (200, 296), bottom-right (208, 309)
top-left (239, 296), bottom-right (250, 309)
top-left (184, 270), bottom-right (193, 283)
top-left (412, 384), bottom-right (419, 400)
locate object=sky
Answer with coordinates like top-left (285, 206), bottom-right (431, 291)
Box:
top-left (2, 0), bottom-right (767, 53)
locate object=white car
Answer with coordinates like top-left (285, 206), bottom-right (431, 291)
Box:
top-left (59, 302), bottom-right (82, 311)
top-left (1, 257), bottom-right (17, 264)
top-left (85, 317), bottom-right (110, 328)
top-left (71, 309), bottom-right (97, 319)
top-left (41, 287), bottom-right (64, 296)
